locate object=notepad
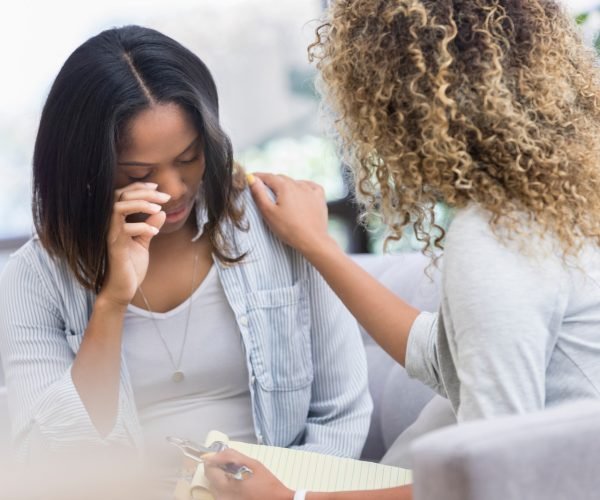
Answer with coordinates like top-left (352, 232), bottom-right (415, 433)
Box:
top-left (177, 430), bottom-right (412, 500)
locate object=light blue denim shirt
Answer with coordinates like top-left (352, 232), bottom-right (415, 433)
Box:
top-left (0, 188), bottom-right (372, 459)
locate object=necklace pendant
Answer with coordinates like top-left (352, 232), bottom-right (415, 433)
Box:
top-left (172, 371), bottom-right (185, 383)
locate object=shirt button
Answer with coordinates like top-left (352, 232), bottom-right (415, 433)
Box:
top-left (251, 375), bottom-right (256, 384)
top-left (239, 315), bottom-right (249, 327)
top-left (257, 434), bottom-right (263, 444)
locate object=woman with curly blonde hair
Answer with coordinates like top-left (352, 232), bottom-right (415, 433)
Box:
top-left (206, 1), bottom-right (600, 499)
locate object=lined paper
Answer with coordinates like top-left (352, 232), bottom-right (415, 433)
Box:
top-left (188, 430), bottom-right (411, 499)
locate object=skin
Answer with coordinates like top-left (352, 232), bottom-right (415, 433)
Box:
top-left (71, 102), bottom-right (214, 435)
top-left (204, 448), bottom-right (412, 500)
top-left (204, 174), bottom-right (416, 499)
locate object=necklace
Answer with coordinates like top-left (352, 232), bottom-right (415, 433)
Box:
top-left (138, 250), bottom-right (199, 383)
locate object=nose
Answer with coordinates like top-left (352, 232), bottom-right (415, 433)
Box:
top-left (156, 166), bottom-right (187, 201)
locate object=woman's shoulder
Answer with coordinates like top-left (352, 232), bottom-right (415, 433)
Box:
top-left (230, 186), bottom-right (310, 278)
top-left (443, 205), bottom-right (507, 268)
top-left (2, 236), bottom-right (45, 274)
top-left (1, 236), bottom-right (76, 293)
top-left (445, 205), bottom-right (495, 244)
top-left (442, 205), bottom-right (566, 293)
top-left (236, 185), bottom-right (278, 241)
top-left (4, 236), bottom-right (57, 270)
top-left (445, 204), bottom-right (555, 260)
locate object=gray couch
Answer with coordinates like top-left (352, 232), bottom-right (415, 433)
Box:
top-left (412, 399), bottom-right (600, 500)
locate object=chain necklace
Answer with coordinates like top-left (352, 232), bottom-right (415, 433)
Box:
top-left (138, 250), bottom-right (199, 383)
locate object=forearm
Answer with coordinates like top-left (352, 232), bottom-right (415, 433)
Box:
top-left (71, 295), bottom-right (127, 436)
top-left (303, 237), bottom-right (419, 366)
top-left (307, 485), bottom-right (412, 500)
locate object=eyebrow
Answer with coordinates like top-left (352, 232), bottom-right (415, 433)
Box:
top-left (118, 136), bottom-right (200, 167)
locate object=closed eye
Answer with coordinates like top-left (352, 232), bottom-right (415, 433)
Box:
top-left (178, 155), bottom-right (200, 165)
top-left (128, 173), bottom-right (152, 182)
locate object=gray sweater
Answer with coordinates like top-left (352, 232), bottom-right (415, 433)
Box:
top-left (406, 205), bottom-right (600, 421)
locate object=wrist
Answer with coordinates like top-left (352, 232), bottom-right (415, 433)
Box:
top-left (95, 292), bottom-right (130, 314)
top-left (302, 235), bottom-right (341, 265)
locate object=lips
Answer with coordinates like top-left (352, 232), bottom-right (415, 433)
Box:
top-left (164, 201), bottom-right (192, 223)
top-left (165, 204), bottom-right (187, 216)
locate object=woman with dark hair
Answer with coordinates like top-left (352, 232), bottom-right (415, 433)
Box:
top-left (205, 1), bottom-right (600, 499)
top-left (0, 25), bottom-right (371, 479)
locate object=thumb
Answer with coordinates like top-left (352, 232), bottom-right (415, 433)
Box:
top-left (247, 174), bottom-right (275, 214)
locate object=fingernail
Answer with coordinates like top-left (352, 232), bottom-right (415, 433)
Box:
top-left (145, 182), bottom-right (158, 188)
top-left (149, 203), bottom-right (162, 211)
top-left (150, 226), bottom-right (159, 235)
top-left (156, 192), bottom-right (171, 201)
top-left (246, 173), bottom-right (256, 186)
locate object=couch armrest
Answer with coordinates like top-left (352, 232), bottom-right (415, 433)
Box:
top-left (411, 400), bottom-right (600, 500)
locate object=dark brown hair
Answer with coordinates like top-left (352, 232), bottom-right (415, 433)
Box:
top-left (33, 25), bottom-right (245, 292)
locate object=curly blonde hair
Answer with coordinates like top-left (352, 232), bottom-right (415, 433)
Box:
top-left (309, 0), bottom-right (600, 255)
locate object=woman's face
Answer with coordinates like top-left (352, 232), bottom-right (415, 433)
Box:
top-left (115, 102), bottom-right (206, 236)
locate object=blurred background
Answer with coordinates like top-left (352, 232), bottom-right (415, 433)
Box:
top-left (1, 0), bottom-right (600, 271)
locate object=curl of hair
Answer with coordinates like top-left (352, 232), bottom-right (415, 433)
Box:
top-left (309, 0), bottom-right (600, 256)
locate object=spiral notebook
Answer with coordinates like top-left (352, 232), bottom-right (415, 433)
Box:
top-left (174, 430), bottom-right (412, 500)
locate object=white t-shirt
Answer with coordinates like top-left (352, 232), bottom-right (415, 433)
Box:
top-left (406, 205), bottom-right (600, 421)
top-left (122, 265), bottom-right (256, 476)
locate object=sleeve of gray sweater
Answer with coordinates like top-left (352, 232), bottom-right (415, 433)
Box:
top-left (405, 205), bottom-right (571, 421)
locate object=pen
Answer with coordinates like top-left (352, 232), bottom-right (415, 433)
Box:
top-left (166, 436), bottom-right (253, 481)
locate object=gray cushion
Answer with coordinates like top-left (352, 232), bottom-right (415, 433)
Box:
top-left (380, 365), bottom-right (438, 451)
top-left (411, 400), bottom-right (600, 500)
top-left (353, 253), bottom-right (440, 461)
top-left (381, 395), bottom-right (455, 468)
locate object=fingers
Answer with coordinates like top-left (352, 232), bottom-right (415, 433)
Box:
top-left (252, 172), bottom-right (288, 195)
top-left (115, 182), bottom-right (157, 200)
top-left (247, 175), bottom-right (276, 215)
top-left (109, 182), bottom-right (169, 244)
top-left (122, 222), bottom-right (159, 238)
top-left (204, 449), bottom-right (256, 493)
top-left (204, 448), bottom-right (254, 468)
top-left (112, 182), bottom-right (169, 225)
top-left (118, 189), bottom-right (171, 204)
top-left (126, 217), bottom-right (164, 247)
top-left (115, 181), bottom-right (170, 218)
top-left (247, 172), bottom-right (325, 206)
top-left (245, 172), bottom-right (330, 252)
top-left (113, 200), bottom-right (163, 218)
top-left (114, 182), bottom-right (155, 202)
top-left (144, 211), bottom-right (167, 232)
top-left (119, 209), bottom-right (166, 236)
top-left (122, 210), bottom-right (166, 244)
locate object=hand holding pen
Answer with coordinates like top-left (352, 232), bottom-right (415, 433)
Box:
top-left (167, 436), bottom-right (253, 481)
